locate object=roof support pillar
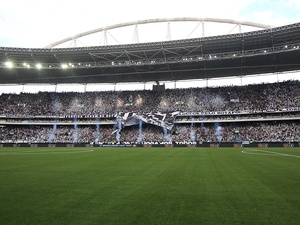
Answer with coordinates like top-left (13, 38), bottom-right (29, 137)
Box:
top-left (167, 22), bottom-right (171, 41)
top-left (133, 25), bottom-right (139, 43)
top-left (100, 29), bottom-right (108, 45)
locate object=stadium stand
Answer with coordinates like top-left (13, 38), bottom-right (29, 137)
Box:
top-left (0, 81), bottom-right (300, 145)
top-left (1, 80), bottom-right (300, 117)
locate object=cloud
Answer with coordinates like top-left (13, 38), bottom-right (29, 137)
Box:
top-left (238, 0), bottom-right (300, 26)
top-left (286, 0), bottom-right (300, 9)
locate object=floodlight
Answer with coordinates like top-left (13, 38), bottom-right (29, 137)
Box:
top-left (5, 61), bottom-right (13, 68)
top-left (36, 63), bottom-right (42, 69)
top-left (61, 64), bottom-right (68, 69)
top-left (23, 63), bottom-right (31, 68)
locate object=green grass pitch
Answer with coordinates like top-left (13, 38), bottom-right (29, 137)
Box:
top-left (0, 147), bottom-right (300, 225)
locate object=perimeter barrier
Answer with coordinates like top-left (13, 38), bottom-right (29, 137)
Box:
top-left (0, 142), bottom-right (299, 148)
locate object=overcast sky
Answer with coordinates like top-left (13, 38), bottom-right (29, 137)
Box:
top-left (0, 0), bottom-right (300, 48)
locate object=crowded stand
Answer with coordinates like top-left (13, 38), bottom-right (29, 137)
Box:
top-left (0, 121), bottom-right (299, 143)
top-left (0, 80), bottom-right (300, 117)
top-left (0, 80), bottom-right (300, 144)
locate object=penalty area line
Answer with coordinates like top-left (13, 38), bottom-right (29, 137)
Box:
top-left (242, 148), bottom-right (300, 159)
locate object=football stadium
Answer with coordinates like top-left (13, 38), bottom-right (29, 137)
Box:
top-left (1, 16), bottom-right (300, 225)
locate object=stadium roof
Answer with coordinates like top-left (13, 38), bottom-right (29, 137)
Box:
top-left (0, 22), bottom-right (300, 84)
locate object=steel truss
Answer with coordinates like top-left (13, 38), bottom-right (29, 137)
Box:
top-left (0, 22), bottom-right (300, 84)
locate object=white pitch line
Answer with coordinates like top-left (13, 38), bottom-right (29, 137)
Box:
top-left (242, 148), bottom-right (300, 159)
top-left (0, 149), bottom-right (94, 155)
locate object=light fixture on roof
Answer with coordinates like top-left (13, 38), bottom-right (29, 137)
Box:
top-left (36, 63), bottom-right (42, 69)
top-left (23, 63), bottom-right (30, 68)
top-left (61, 64), bottom-right (68, 69)
top-left (5, 61), bottom-right (13, 68)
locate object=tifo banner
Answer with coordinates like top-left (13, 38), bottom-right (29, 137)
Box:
top-left (118, 111), bottom-right (180, 130)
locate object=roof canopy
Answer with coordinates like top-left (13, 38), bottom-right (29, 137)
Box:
top-left (0, 22), bottom-right (300, 84)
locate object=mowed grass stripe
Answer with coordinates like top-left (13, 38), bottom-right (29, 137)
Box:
top-left (0, 147), bottom-right (299, 225)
